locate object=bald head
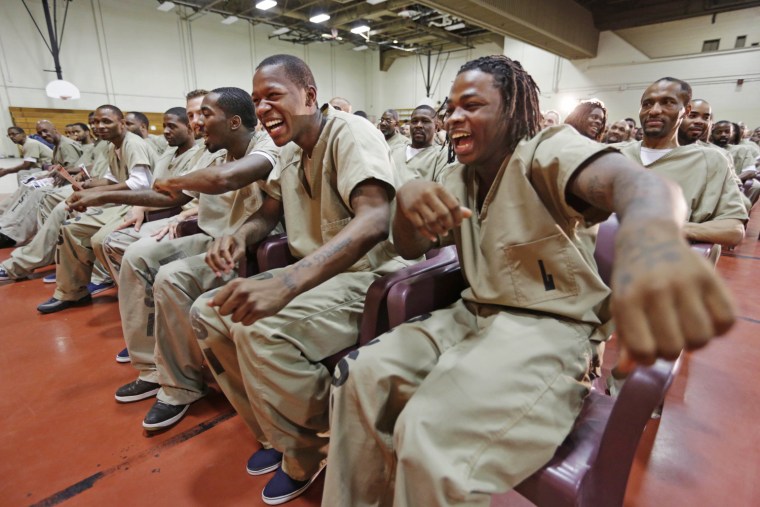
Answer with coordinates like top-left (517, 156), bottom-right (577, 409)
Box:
top-left (36, 119), bottom-right (60, 145)
top-left (329, 97), bottom-right (352, 113)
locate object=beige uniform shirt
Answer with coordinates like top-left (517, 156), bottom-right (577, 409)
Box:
top-left (195, 131), bottom-right (279, 237)
top-left (105, 132), bottom-right (157, 184)
top-left (152, 144), bottom-right (202, 181)
top-left (386, 131), bottom-right (410, 150)
top-left (739, 139), bottom-right (760, 159)
top-left (263, 106), bottom-right (403, 273)
top-left (53, 135), bottom-right (84, 167)
top-left (441, 126), bottom-right (612, 327)
top-left (21, 138), bottom-right (53, 167)
top-left (619, 141), bottom-right (748, 224)
top-left (88, 140), bottom-right (112, 178)
top-left (726, 143), bottom-right (758, 173)
top-left (390, 143), bottom-right (449, 183)
top-left (147, 134), bottom-right (169, 155)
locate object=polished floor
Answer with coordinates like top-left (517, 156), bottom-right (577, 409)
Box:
top-left (1, 204), bottom-right (759, 507)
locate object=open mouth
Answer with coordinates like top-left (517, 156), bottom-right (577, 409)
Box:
top-left (450, 131), bottom-right (473, 155)
top-left (264, 118), bottom-right (285, 136)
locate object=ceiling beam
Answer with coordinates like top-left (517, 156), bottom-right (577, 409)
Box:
top-left (590, 0), bottom-right (760, 30)
top-left (416, 0), bottom-right (599, 59)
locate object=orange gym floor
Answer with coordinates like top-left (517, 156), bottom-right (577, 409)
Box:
top-left (1, 207), bottom-right (759, 507)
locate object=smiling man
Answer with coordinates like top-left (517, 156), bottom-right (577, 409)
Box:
top-left (617, 78), bottom-right (746, 246)
top-left (390, 104), bottom-right (449, 182)
top-left (322, 56), bottom-right (738, 507)
top-left (189, 54), bottom-right (411, 505)
top-left (606, 119), bottom-right (632, 144)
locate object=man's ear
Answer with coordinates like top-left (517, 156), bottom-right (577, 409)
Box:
top-left (229, 115), bottom-right (242, 131)
top-left (305, 85), bottom-right (317, 108)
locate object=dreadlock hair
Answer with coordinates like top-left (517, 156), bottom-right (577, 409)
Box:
top-left (730, 122), bottom-right (742, 144)
top-left (564, 99), bottom-right (607, 142)
top-left (456, 55), bottom-right (541, 154)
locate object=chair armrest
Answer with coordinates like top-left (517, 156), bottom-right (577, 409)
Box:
top-left (359, 245), bottom-right (460, 343)
top-left (144, 206), bottom-right (183, 223)
top-left (175, 217), bottom-right (201, 238)
top-left (256, 233), bottom-right (296, 272)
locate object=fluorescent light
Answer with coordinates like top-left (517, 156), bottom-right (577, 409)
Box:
top-left (310, 13), bottom-right (330, 23)
top-left (221, 15), bottom-right (239, 25)
top-left (353, 45), bottom-right (369, 51)
top-left (366, 0), bottom-right (387, 4)
top-left (255, 0), bottom-right (277, 10)
top-left (444, 22), bottom-right (466, 31)
top-left (351, 23), bottom-right (370, 34)
top-left (157, 1), bottom-right (175, 12)
top-left (271, 27), bottom-right (290, 35)
top-left (45, 79), bottom-right (80, 100)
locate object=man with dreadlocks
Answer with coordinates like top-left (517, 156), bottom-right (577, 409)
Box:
top-left (323, 55), bottom-right (736, 506)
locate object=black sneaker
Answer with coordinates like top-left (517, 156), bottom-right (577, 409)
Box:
top-left (37, 294), bottom-right (92, 314)
top-left (0, 232), bottom-right (16, 248)
top-left (142, 400), bottom-right (189, 430)
top-left (114, 379), bottom-right (160, 403)
top-left (246, 448), bottom-right (283, 475)
top-left (261, 464), bottom-right (326, 505)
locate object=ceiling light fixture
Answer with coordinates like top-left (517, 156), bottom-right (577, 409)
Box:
top-left (157, 1), bottom-right (176, 12)
top-left (353, 45), bottom-right (369, 51)
top-left (351, 22), bottom-right (370, 34)
top-left (366, 0), bottom-right (387, 5)
top-left (271, 26), bottom-right (290, 36)
top-left (310, 13), bottom-right (330, 23)
top-left (444, 22), bottom-right (466, 31)
top-left (255, 0), bottom-right (277, 10)
top-left (221, 15), bottom-right (239, 25)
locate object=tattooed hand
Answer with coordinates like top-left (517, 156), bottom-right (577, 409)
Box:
top-left (611, 219), bottom-right (735, 368)
top-left (208, 271), bottom-right (293, 325)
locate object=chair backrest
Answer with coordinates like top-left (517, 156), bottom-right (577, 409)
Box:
top-left (594, 215), bottom-right (618, 286)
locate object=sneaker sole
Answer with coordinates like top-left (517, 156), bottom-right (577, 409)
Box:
top-left (37, 296), bottom-right (92, 314)
top-left (261, 464), bottom-right (326, 506)
top-left (247, 460), bottom-right (282, 476)
top-left (90, 284), bottom-right (116, 296)
top-left (115, 352), bottom-right (130, 363)
top-left (115, 387), bottom-right (160, 403)
top-left (42, 277), bottom-right (56, 283)
top-left (142, 404), bottom-right (190, 430)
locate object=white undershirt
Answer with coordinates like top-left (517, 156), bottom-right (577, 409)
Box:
top-left (405, 145), bottom-right (424, 162)
top-left (640, 146), bottom-right (673, 166)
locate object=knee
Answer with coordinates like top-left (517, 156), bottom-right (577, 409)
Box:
top-left (189, 291), bottom-right (223, 342)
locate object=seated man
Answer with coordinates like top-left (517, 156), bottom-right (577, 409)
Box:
top-left (1, 126), bottom-right (53, 186)
top-left (0, 120), bottom-right (83, 248)
top-left (712, 120), bottom-right (759, 176)
top-left (36, 104), bottom-right (157, 313)
top-left (104, 87), bottom-right (278, 432)
top-left (322, 54), bottom-right (736, 507)
top-left (618, 78), bottom-right (746, 247)
top-left (189, 54), bottom-right (411, 505)
top-left (678, 99), bottom-right (757, 209)
top-left (379, 109), bottom-right (410, 149)
top-left (126, 110), bottom-right (168, 155)
top-left (390, 105), bottom-right (449, 182)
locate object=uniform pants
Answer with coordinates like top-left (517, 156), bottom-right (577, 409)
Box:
top-left (322, 300), bottom-right (593, 507)
top-left (190, 270), bottom-right (381, 481)
top-left (53, 205), bottom-right (128, 301)
top-left (1, 189), bottom-right (109, 283)
top-left (0, 185), bottom-right (68, 244)
top-left (16, 168), bottom-right (41, 186)
top-left (100, 217), bottom-right (172, 283)
top-left (118, 233), bottom-right (233, 405)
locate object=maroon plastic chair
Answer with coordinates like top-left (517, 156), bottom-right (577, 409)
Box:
top-left (385, 217), bottom-right (691, 507)
top-left (254, 236), bottom-right (461, 371)
top-left (144, 205), bottom-right (183, 223)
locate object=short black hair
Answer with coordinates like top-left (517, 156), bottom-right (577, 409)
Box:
top-left (186, 89), bottom-right (210, 100)
top-left (127, 111), bottom-right (150, 128)
top-left (210, 87), bottom-right (257, 129)
top-left (97, 105), bottom-right (124, 119)
top-left (164, 107), bottom-right (189, 125)
top-left (7, 126), bottom-right (24, 134)
top-left (624, 117), bottom-right (636, 127)
top-left (72, 122), bottom-right (90, 133)
top-left (257, 54), bottom-right (316, 91)
top-left (653, 77), bottom-right (692, 106)
top-left (354, 110), bottom-right (368, 119)
top-left (413, 105), bottom-right (437, 117)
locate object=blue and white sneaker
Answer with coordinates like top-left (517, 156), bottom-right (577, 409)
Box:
top-left (87, 280), bottom-right (115, 295)
top-left (247, 448), bottom-right (283, 476)
top-left (42, 273), bottom-right (56, 283)
top-left (0, 267), bottom-right (9, 281)
top-left (115, 347), bottom-right (130, 363)
top-left (261, 463), bottom-right (326, 505)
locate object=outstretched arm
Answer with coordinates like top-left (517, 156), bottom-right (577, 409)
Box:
top-left (569, 151), bottom-right (735, 366)
top-left (154, 154), bottom-right (274, 196)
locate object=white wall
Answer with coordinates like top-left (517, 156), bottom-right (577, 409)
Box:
top-left (1, 0), bottom-right (758, 165)
top-left (507, 30), bottom-right (760, 128)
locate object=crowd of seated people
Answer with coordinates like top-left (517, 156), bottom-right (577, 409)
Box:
top-left (1, 53), bottom-right (757, 505)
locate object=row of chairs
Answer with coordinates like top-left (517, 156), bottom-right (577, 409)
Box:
top-left (170, 215), bottom-right (686, 507)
